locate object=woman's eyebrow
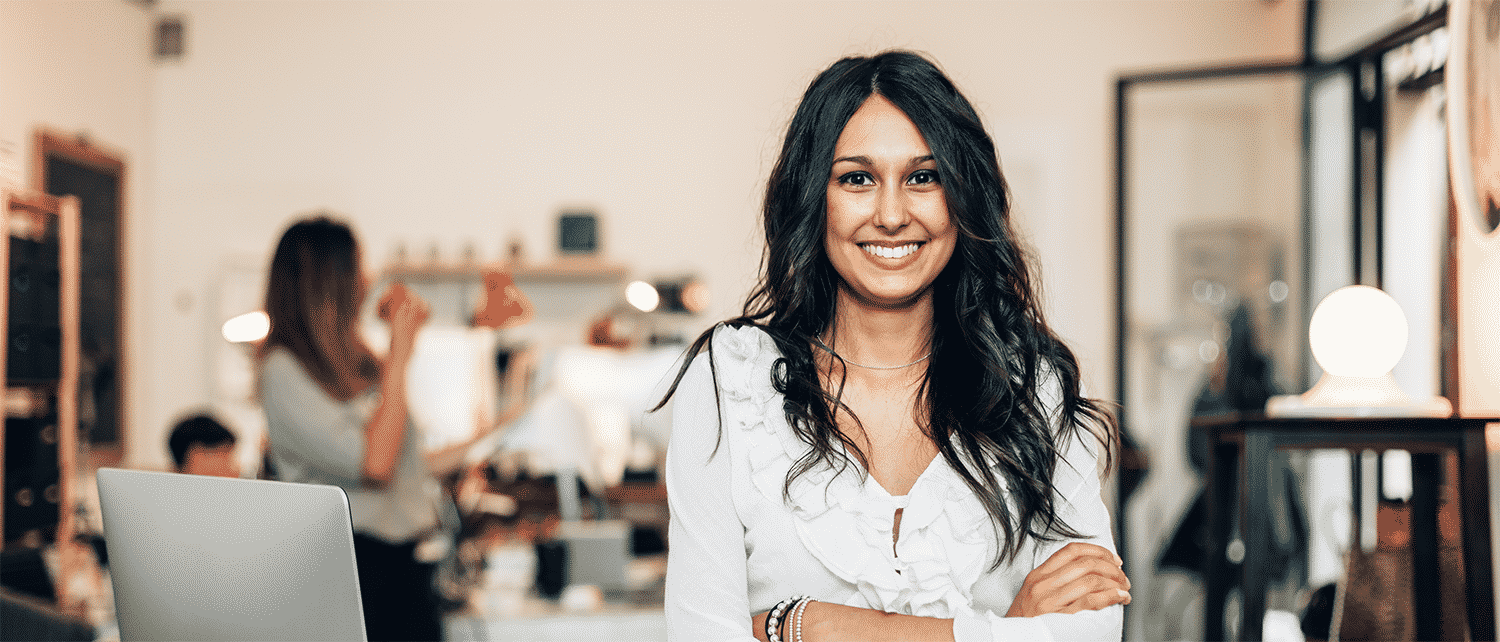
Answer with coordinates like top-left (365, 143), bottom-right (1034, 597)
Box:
top-left (830, 154), bottom-right (937, 167)
top-left (831, 155), bottom-right (874, 166)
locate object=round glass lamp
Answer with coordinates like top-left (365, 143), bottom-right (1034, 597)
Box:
top-left (1267, 285), bottom-right (1452, 417)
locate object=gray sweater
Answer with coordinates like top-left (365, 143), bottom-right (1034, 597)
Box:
top-left (260, 348), bottom-right (441, 544)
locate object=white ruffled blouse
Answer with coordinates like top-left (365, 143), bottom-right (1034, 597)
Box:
top-left (664, 325), bottom-right (1122, 642)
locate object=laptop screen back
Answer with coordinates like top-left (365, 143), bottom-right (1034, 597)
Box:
top-left (96, 468), bottom-right (366, 642)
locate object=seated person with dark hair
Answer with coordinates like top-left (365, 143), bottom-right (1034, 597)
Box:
top-left (168, 414), bottom-right (241, 478)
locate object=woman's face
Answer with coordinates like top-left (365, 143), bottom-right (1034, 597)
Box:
top-left (824, 94), bottom-right (956, 310)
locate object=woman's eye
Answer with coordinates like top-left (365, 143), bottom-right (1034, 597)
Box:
top-left (837, 172), bottom-right (875, 187)
top-left (907, 170), bottom-right (941, 186)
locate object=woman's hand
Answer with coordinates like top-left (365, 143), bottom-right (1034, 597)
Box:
top-left (1006, 542), bottom-right (1130, 617)
top-left (378, 282), bottom-right (430, 364)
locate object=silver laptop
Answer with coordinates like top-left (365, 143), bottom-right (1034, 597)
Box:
top-left (96, 468), bottom-right (367, 642)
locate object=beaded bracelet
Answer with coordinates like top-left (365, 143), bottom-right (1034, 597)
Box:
top-left (790, 597), bottom-right (817, 642)
top-left (766, 594), bottom-right (811, 642)
top-left (766, 596), bottom-right (794, 642)
top-left (777, 598), bottom-right (791, 642)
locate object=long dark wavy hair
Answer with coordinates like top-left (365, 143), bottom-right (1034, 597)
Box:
top-left (258, 215), bottom-right (381, 401)
top-left (657, 50), bottom-right (1116, 567)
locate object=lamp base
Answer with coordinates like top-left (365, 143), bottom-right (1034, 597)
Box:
top-left (1265, 372), bottom-right (1453, 418)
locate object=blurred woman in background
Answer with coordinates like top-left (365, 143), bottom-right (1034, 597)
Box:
top-left (257, 215), bottom-right (443, 642)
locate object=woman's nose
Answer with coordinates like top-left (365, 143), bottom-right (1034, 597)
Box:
top-left (873, 184), bottom-right (911, 231)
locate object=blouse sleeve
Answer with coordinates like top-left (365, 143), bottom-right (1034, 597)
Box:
top-left (664, 353), bottom-right (759, 642)
top-left (952, 379), bottom-right (1124, 642)
top-left (260, 349), bottom-right (369, 487)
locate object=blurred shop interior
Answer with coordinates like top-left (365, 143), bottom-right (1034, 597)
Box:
top-left (3, 1), bottom-right (1499, 641)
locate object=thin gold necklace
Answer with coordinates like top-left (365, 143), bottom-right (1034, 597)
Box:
top-left (812, 334), bottom-right (931, 370)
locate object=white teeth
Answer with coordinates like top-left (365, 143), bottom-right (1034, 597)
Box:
top-left (862, 243), bottom-right (919, 259)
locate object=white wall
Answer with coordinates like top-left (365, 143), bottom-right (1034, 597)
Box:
top-left (5, 1), bottom-right (1303, 469)
top-left (0, 0), bottom-right (156, 458)
top-left (1315, 0), bottom-right (1414, 59)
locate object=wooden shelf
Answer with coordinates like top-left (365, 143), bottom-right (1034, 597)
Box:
top-left (1, 187), bottom-right (86, 612)
top-left (384, 257), bottom-right (628, 283)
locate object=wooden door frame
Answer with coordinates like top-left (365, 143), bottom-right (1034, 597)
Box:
top-left (32, 129), bottom-right (127, 469)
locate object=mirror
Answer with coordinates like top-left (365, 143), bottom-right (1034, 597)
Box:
top-left (1118, 69), bottom-right (1309, 640)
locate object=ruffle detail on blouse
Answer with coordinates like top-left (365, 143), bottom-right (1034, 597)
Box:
top-left (711, 324), bottom-right (998, 619)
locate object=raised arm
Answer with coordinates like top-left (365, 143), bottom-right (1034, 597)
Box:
top-left (363, 282), bottom-right (429, 487)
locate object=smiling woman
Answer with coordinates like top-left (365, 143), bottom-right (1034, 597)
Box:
top-left (655, 50), bottom-right (1125, 642)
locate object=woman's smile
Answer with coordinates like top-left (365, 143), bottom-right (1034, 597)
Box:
top-left (859, 241), bottom-right (925, 261)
